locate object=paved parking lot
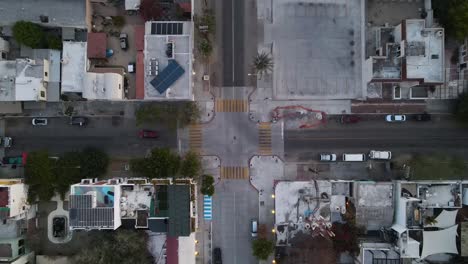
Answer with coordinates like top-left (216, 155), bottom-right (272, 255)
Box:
top-left (212, 180), bottom-right (258, 264)
top-left (264, 0), bottom-right (364, 100)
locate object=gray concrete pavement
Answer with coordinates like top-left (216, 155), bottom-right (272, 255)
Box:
top-left (4, 117), bottom-right (176, 158)
top-left (212, 180), bottom-right (258, 264)
top-left (284, 117), bottom-right (468, 162)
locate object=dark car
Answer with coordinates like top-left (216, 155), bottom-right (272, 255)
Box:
top-left (415, 112), bottom-right (431, 121)
top-left (70, 117), bottom-right (88, 126)
top-left (53, 217), bottom-right (66, 238)
top-left (213, 248), bottom-right (222, 264)
top-left (340, 115), bottom-right (360, 124)
top-left (138, 130), bottom-right (159, 139)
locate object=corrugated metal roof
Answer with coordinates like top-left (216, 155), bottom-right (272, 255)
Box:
top-left (167, 185), bottom-right (190, 237)
top-left (87, 33), bottom-right (107, 59)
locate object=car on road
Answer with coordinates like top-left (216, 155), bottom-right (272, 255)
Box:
top-left (369, 150), bottom-right (392, 160)
top-left (138, 130), bottom-right (159, 139)
top-left (414, 112), bottom-right (431, 122)
top-left (319, 153), bottom-right (337, 161)
top-left (213, 248), bottom-right (222, 264)
top-left (0, 137), bottom-right (12, 148)
top-left (70, 117), bottom-right (88, 126)
top-left (53, 216), bottom-right (66, 238)
top-left (120, 33), bottom-right (128, 50)
top-left (385, 114), bottom-right (406, 122)
top-left (251, 219), bottom-right (258, 237)
top-left (32, 118), bottom-right (48, 126)
top-left (340, 115), bottom-right (360, 124)
top-left (342, 153), bottom-right (366, 162)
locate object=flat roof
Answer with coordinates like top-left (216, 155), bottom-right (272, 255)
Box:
top-left (62, 42), bottom-right (87, 93)
top-left (87, 33), bottom-right (107, 59)
top-left (143, 21), bottom-right (193, 100)
top-left (0, 61), bottom-right (16, 101)
top-left (405, 20), bottom-right (444, 83)
top-left (0, 0), bottom-right (87, 28)
top-left (355, 182), bottom-right (394, 230)
top-left (167, 185), bottom-right (191, 237)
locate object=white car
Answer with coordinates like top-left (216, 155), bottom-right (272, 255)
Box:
top-left (32, 118), bottom-right (48, 126)
top-left (369, 150), bottom-right (392, 160)
top-left (320, 153), bottom-right (337, 161)
top-left (386, 114), bottom-right (406, 122)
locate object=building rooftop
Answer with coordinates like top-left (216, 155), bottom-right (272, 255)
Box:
top-left (87, 33), bottom-right (107, 59)
top-left (143, 21), bottom-right (193, 100)
top-left (167, 185), bottom-right (191, 237)
top-left (355, 182), bottom-right (394, 231)
top-left (61, 42), bottom-right (87, 93)
top-left (0, 0), bottom-right (87, 28)
top-left (0, 61), bottom-right (16, 101)
top-left (405, 20), bottom-right (444, 83)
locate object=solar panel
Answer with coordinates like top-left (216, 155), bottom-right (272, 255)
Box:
top-left (152, 22), bottom-right (184, 35)
top-left (150, 60), bottom-right (185, 94)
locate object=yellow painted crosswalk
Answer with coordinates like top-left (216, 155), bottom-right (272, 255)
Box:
top-left (215, 99), bottom-right (248, 112)
top-left (189, 124), bottom-right (202, 153)
top-left (220, 167), bottom-right (249, 180)
top-left (258, 122), bottom-right (272, 155)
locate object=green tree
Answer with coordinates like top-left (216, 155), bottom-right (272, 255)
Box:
top-left (200, 174), bottom-right (215, 196)
top-left (253, 52), bottom-right (274, 78)
top-left (194, 9), bottom-right (215, 35)
top-left (13, 21), bottom-right (45, 48)
top-left (433, 0), bottom-right (468, 40)
top-left (198, 38), bottom-right (213, 58)
top-left (180, 151), bottom-right (201, 178)
top-left (135, 102), bottom-right (200, 129)
top-left (54, 151), bottom-right (82, 199)
top-left (73, 230), bottom-right (153, 264)
top-left (131, 148), bottom-right (180, 178)
top-left (80, 147), bottom-right (109, 179)
top-left (455, 93), bottom-right (468, 123)
top-left (46, 34), bottom-right (62, 50)
top-left (25, 150), bottom-right (55, 202)
top-left (252, 238), bottom-right (275, 260)
top-left (111, 16), bottom-right (126, 28)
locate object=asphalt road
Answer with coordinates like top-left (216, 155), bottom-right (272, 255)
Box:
top-left (3, 117), bottom-right (177, 158)
top-left (212, 180), bottom-right (258, 264)
top-left (284, 118), bottom-right (468, 162)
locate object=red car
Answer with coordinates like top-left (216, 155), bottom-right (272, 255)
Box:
top-left (340, 115), bottom-right (361, 124)
top-left (138, 130), bottom-right (159, 138)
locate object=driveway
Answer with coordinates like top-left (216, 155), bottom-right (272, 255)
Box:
top-left (47, 195), bottom-right (72, 244)
top-left (212, 180), bottom-right (259, 264)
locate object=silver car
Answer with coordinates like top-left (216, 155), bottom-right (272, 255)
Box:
top-left (32, 118), bottom-right (48, 126)
top-left (385, 114), bottom-right (406, 122)
top-left (320, 153), bottom-right (337, 161)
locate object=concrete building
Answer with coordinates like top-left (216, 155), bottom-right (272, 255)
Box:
top-left (0, 179), bottom-right (29, 221)
top-left (61, 41), bottom-right (124, 100)
top-left (136, 21), bottom-right (194, 100)
top-left (364, 19), bottom-right (444, 100)
top-left (0, 0), bottom-right (89, 29)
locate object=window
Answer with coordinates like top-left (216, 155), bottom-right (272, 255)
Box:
top-left (44, 72), bottom-right (48, 77)
top-left (18, 247), bottom-right (25, 255)
top-left (40, 91), bottom-right (46, 98)
top-left (18, 239), bottom-right (24, 247)
top-left (40, 15), bottom-right (49, 23)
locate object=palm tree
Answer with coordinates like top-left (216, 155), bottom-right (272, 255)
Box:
top-left (253, 52), bottom-right (274, 78)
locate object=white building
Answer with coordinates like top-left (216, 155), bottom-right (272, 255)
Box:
top-left (61, 41), bottom-right (124, 100)
top-left (0, 179), bottom-right (29, 221)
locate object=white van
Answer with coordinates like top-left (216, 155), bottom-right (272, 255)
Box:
top-left (342, 153), bottom-right (366, 162)
top-left (369, 150), bottom-right (392, 160)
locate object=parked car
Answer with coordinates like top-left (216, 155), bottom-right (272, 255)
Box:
top-left (369, 150), bottom-right (392, 160)
top-left (414, 112), bottom-right (431, 122)
top-left (32, 118), bottom-right (48, 126)
top-left (251, 219), bottom-right (258, 237)
top-left (342, 153), bottom-right (366, 162)
top-left (53, 217), bottom-right (66, 238)
top-left (213, 248), bottom-right (222, 264)
top-left (319, 153), bottom-right (337, 161)
top-left (70, 117), bottom-right (88, 126)
top-left (138, 130), bottom-right (159, 139)
top-left (385, 114), bottom-right (406, 122)
top-left (0, 137), bottom-right (12, 148)
top-left (340, 115), bottom-right (360, 124)
top-left (120, 33), bottom-right (128, 50)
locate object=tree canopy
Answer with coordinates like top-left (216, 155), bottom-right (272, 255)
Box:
top-left (130, 148), bottom-right (181, 178)
top-left (13, 21), bottom-right (45, 48)
top-left (252, 238), bottom-right (275, 260)
top-left (433, 0), bottom-right (468, 40)
top-left (135, 102), bottom-right (201, 129)
top-left (180, 151), bottom-right (202, 178)
top-left (409, 154), bottom-right (467, 180)
top-left (200, 174), bottom-right (215, 196)
top-left (25, 151), bottom-right (55, 202)
top-left (80, 147), bottom-right (109, 179)
top-left (253, 52), bottom-right (274, 78)
top-left (139, 0), bottom-right (162, 21)
top-left (73, 230), bottom-right (153, 264)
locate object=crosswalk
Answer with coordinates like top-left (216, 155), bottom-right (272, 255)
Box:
top-left (258, 122), bottom-right (272, 155)
top-left (220, 167), bottom-right (249, 180)
top-left (203, 195), bottom-right (212, 220)
top-left (215, 99), bottom-right (248, 112)
top-left (189, 124), bottom-right (202, 153)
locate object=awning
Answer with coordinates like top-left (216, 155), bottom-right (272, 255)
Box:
top-left (421, 225), bottom-right (459, 259)
top-left (425, 209), bottom-right (458, 229)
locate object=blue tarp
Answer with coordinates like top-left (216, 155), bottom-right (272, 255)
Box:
top-left (150, 59), bottom-right (185, 94)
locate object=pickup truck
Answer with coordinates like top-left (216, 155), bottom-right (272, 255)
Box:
top-left (0, 137), bottom-right (12, 148)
